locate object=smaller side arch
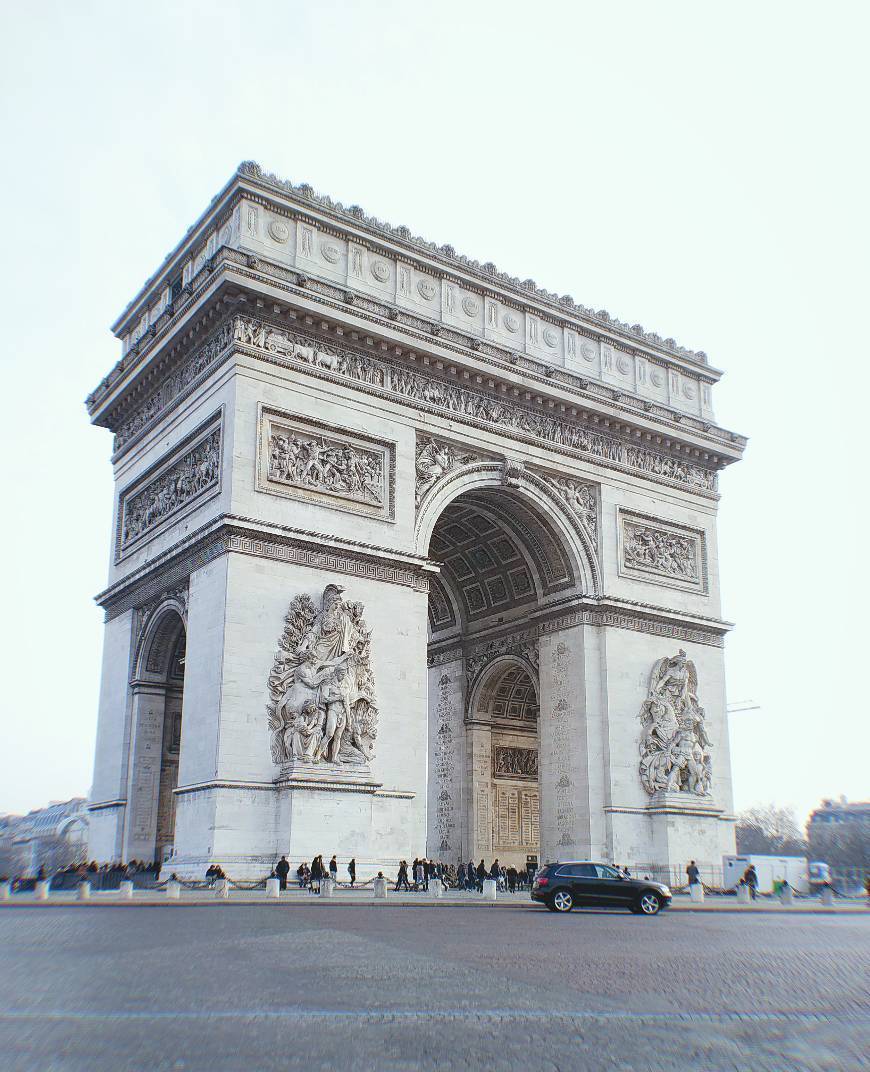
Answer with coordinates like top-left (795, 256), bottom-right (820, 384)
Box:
top-left (466, 653), bottom-right (540, 724)
top-left (133, 597), bottom-right (187, 683)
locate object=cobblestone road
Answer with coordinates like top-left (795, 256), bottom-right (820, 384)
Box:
top-left (0, 905), bottom-right (867, 1071)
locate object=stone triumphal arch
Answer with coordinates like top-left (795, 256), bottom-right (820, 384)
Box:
top-left (86, 162), bottom-right (745, 878)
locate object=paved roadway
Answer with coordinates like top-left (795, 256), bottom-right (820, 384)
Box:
top-left (0, 904), bottom-right (867, 1071)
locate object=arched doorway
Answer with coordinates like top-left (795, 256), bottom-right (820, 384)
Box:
top-left (124, 605), bottom-right (187, 865)
top-left (424, 470), bottom-right (595, 869)
top-left (471, 658), bottom-right (540, 869)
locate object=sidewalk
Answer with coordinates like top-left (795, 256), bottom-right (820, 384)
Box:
top-left (2, 888), bottom-right (867, 913)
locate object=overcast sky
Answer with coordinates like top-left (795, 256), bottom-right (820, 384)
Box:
top-left (0, 1), bottom-right (867, 825)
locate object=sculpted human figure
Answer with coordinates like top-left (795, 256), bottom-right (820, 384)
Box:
top-left (638, 650), bottom-right (712, 797)
top-left (286, 700), bottom-right (323, 761)
top-left (267, 583), bottom-right (379, 766)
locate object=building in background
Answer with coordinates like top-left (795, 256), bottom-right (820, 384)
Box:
top-left (0, 799), bottom-right (89, 877)
top-left (85, 163), bottom-right (746, 878)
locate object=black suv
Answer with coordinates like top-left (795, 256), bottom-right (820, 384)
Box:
top-left (531, 862), bottom-right (671, 915)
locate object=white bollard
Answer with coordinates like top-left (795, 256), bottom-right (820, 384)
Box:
top-left (821, 885), bottom-right (834, 907)
top-left (215, 879), bottom-right (229, 899)
top-left (689, 883), bottom-right (705, 903)
top-left (319, 876), bottom-right (334, 898)
top-left (780, 884), bottom-right (794, 906)
top-left (266, 878), bottom-right (280, 899)
top-left (430, 879), bottom-right (444, 899)
top-left (1, 881), bottom-right (11, 901)
top-left (35, 880), bottom-right (50, 901)
top-left (482, 879), bottom-right (497, 901)
top-left (166, 880), bottom-right (181, 900)
top-left (119, 880), bottom-right (134, 900)
top-left (373, 876), bottom-right (388, 899)
top-left (77, 882), bottom-right (91, 901)
top-left (736, 884), bottom-right (751, 904)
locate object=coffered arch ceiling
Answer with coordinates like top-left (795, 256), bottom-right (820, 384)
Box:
top-left (427, 489), bottom-right (575, 632)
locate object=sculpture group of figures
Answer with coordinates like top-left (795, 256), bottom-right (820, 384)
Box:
top-left (624, 524), bottom-right (698, 579)
top-left (122, 430), bottom-right (220, 546)
top-left (268, 431), bottom-right (383, 504)
top-left (267, 584), bottom-right (379, 767)
top-left (638, 650), bottom-right (712, 796)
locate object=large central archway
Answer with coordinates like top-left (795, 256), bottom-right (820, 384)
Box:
top-left (423, 467), bottom-right (597, 871)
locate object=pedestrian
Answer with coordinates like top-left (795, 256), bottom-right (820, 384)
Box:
top-left (507, 866), bottom-right (517, 893)
top-left (686, 860), bottom-right (700, 887)
top-left (275, 855), bottom-right (290, 891)
top-left (422, 859), bottom-right (430, 891)
top-left (329, 855), bottom-right (338, 884)
top-left (348, 858), bottom-right (356, 887)
top-left (296, 862), bottom-right (306, 888)
top-left (310, 855), bottom-right (322, 894)
top-left (477, 859), bottom-right (486, 891)
top-left (396, 860), bottom-right (410, 892)
top-left (744, 865), bottom-right (758, 900)
top-left (467, 860), bottom-right (476, 891)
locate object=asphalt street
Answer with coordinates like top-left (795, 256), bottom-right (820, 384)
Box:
top-left (0, 904), bottom-right (867, 1072)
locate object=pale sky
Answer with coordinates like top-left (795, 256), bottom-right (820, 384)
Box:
top-left (0, 1), bottom-right (867, 825)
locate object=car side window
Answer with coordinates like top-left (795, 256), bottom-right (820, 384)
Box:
top-left (557, 864), bottom-right (597, 878)
top-left (595, 865), bottom-right (620, 879)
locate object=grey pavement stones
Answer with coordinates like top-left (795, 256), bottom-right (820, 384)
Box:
top-left (0, 906), bottom-right (867, 1071)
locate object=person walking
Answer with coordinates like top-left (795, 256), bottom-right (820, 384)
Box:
top-left (310, 855), bottom-right (322, 894)
top-left (686, 860), bottom-right (700, 887)
top-left (744, 864), bottom-right (759, 900)
top-left (396, 860), bottom-right (410, 892)
top-left (422, 859), bottom-right (430, 891)
top-left (347, 858), bottom-right (356, 887)
top-left (467, 860), bottom-right (476, 891)
top-left (275, 855), bottom-right (290, 891)
top-left (507, 866), bottom-right (517, 894)
top-left (476, 859), bottom-right (486, 891)
top-left (329, 855), bottom-right (338, 885)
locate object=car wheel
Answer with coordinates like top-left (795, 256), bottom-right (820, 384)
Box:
top-left (552, 889), bottom-right (574, 913)
top-left (637, 891), bottom-right (662, 916)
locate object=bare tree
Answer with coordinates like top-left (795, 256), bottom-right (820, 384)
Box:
top-left (735, 804), bottom-right (807, 856)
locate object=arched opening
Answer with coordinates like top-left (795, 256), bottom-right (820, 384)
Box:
top-left (425, 476), bottom-right (592, 870)
top-left (472, 658), bottom-right (540, 869)
top-left (125, 605), bottom-right (186, 865)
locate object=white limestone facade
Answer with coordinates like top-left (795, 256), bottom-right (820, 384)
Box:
top-left (86, 162), bottom-right (746, 880)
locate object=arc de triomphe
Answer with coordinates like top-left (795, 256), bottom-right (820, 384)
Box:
top-left (86, 162), bottom-right (745, 878)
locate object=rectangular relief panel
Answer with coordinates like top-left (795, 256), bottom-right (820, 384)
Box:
top-left (618, 509), bottom-right (708, 593)
top-left (257, 405), bottom-right (396, 521)
top-left (116, 410), bottom-right (223, 560)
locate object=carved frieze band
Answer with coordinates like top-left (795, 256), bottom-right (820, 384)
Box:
top-left (116, 412), bottom-right (223, 560)
top-left (259, 406), bottom-right (395, 521)
top-left (618, 510), bottom-right (707, 593)
top-left (493, 746), bottom-right (539, 780)
top-left (225, 314), bottom-right (717, 495)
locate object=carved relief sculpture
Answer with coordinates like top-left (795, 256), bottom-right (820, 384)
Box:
top-left (543, 475), bottom-right (598, 542)
top-left (268, 429), bottom-right (384, 505)
top-left (638, 650), bottom-right (712, 796)
top-left (493, 746), bottom-right (539, 779)
top-left (120, 427), bottom-right (221, 551)
top-left (267, 584), bottom-right (379, 767)
top-left (624, 522), bottom-right (698, 581)
top-left (415, 437), bottom-right (477, 506)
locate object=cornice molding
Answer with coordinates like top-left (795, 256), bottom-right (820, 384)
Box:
top-left (96, 514), bottom-right (435, 621)
top-left (88, 250), bottom-right (746, 468)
